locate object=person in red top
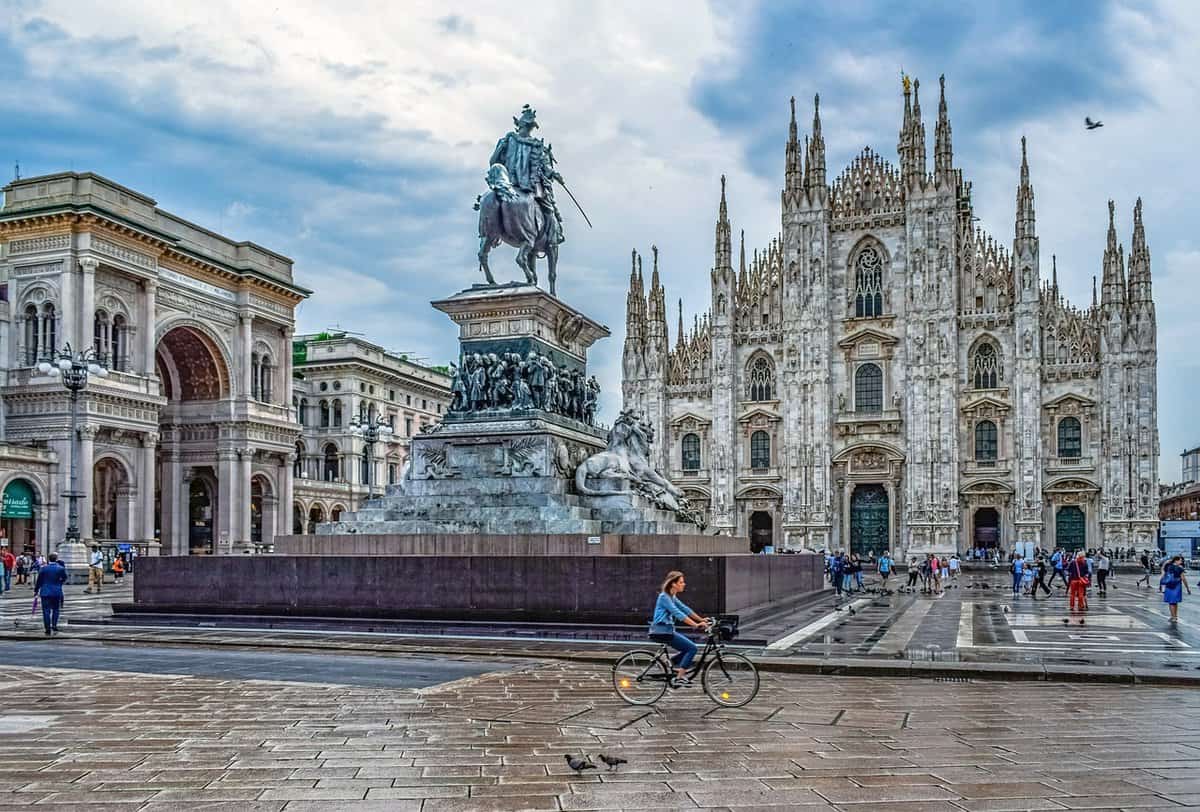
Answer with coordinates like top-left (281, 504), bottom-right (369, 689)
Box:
top-left (1066, 552), bottom-right (1090, 613)
top-left (0, 548), bottom-right (15, 594)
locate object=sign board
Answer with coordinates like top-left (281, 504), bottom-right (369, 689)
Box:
top-left (1, 480), bottom-right (34, 519)
top-left (117, 543), bottom-right (133, 552)
top-left (1164, 538), bottom-right (1193, 560)
top-left (1161, 521), bottom-right (1200, 538)
top-left (586, 536), bottom-right (601, 545)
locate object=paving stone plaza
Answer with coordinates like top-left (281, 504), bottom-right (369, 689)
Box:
top-left (5, 655), bottom-right (1200, 811)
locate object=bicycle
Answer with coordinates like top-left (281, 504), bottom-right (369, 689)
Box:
top-left (612, 614), bottom-right (759, 708)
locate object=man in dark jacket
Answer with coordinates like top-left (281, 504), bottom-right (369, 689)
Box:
top-left (34, 553), bottom-right (68, 636)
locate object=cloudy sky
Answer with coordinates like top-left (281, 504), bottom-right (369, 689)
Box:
top-left (2, 1), bottom-right (1196, 480)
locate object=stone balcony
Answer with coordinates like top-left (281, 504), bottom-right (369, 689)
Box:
top-left (963, 458), bottom-right (1012, 476)
top-left (1046, 455), bottom-right (1095, 473)
top-left (835, 408), bottom-right (902, 437)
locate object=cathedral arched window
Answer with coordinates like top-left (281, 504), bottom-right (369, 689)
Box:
top-left (854, 364), bottom-right (883, 413)
top-left (293, 442), bottom-right (305, 478)
top-left (853, 245), bottom-right (884, 318)
top-left (971, 341), bottom-right (1001, 389)
top-left (360, 449), bottom-right (370, 485)
top-left (975, 420), bottom-right (998, 461)
top-left (750, 431), bottom-right (771, 469)
top-left (746, 356), bottom-right (774, 401)
top-left (1057, 417), bottom-right (1082, 459)
top-left (333, 399), bottom-right (344, 427)
top-left (319, 400), bottom-right (330, 428)
top-left (94, 310), bottom-right (110, 364)
top-left (298, 397), bottom-right (309, 426)
top-left (682, 433), bottom-right (701, 471)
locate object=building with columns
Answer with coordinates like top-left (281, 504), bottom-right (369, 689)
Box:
top-left (623, 76), bottom-right (1160, 558)
top-left (291, 331), bottom-right (451, 534)
top-left (0, 172), bottom-right (308, 556)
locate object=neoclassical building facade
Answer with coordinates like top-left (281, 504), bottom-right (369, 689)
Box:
top-left (623, 77), bottom-right (1160, 557)
top-left (0, 172), bottom-right (308, 555)
top-left (291, 332), bottom-right (451, 534)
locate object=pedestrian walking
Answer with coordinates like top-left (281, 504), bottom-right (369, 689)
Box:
top-left (878, 551), bottom-right (893, 589)
top-left (1067, 552), bottom-right (1090, 613)
top-left (949, 554), bottom-right (961, 584)
top-left (1021, 561), bottom-right (1035, 595)
top-left (849, 554), bottom-right (864, 592)
top-left (85, 546), bottom-right (103, 594)
top-left (1160, 555), bottom-right (1191, 623)
top-left (1030, 556), bottom-right (1051, 599)
top-left (33, 552), bottom-right (68, 636)
top-left (29, 554), bottom-right (43, 586)
top-left (14, 552), bottom-right (29, 586)
top-left (0, 547), bottom-right (14, 594)
top-left (1095, 550), bottom-right (1111, 596)
top-left (1048, 550), bottom-right (1069, 589)
top-left (1136, 552), bottom-right (1153, 588)
top-left (831, 551), bottom-right (846, 597)
top-left (112, 555), bottom-right (125, 582)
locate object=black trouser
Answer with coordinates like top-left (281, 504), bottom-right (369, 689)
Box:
top-left (1097, 569), bottom-right (1108, 592)
top-left (1048, 568), bottom-right (1069, 587)
top-left (907, 569), bottom-right (918, 588)
top-left (1031, 575), bottom-right (1051, 598)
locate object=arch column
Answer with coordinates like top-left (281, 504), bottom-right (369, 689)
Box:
top-left (278, 454), bottom-right (295, 543)
top-left (261, 494), bottom-right (277, 548)
top-left (236, 447), bottom-right (253, 552)
top-left (217, 448), bottom-right (236, 554)
top-left (141, 432), bottom-right (158, 549)
top-left (117, 484), bottom-right (136, 540)
top-left (77, 425), bottom-right (97, 544)
top-left (142, 280), bottom-right (158, 376)
top-left (78, 258), bottom-right (97, 352)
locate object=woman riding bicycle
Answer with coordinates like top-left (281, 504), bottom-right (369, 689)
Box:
top-left (649, 570), bottom-right (710, 687)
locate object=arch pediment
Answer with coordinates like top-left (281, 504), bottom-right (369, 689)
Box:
top-left (962, 394), bottom-right (1011, 418)
top-left (962, 479), bottom-right (1014, 494)
top-left (1045, 477), bottom-right (1100, 493)
top-left (670, 411), bottom-right (711, 430)
top-left (1044, 393), bottom-right (1096, 414)
top-left (736, 484), bottom-right (782, 499)
top-left (832, 441), bottom-right (905, 465)
top-left (737, 407), bottom-right (780, 426)
top-left (837, 327), bottom-right (898, 350)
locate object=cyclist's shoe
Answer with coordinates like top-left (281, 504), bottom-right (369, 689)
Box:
top-left (669, 676), bottom-right (693, 689)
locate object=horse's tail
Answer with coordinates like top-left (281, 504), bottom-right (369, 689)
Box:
top-left (485, 164), bottom-right (520, 203)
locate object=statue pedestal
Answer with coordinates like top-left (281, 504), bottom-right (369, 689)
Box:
top-left (432, 282), bottom-right (609, 375)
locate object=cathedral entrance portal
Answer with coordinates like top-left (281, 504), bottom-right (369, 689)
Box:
top-left (750, 511), bottom-right (773, 553)
top-left (850, 484), bottom-right (888, 559)
top-left (973, 507), bottom-right (1000, 549)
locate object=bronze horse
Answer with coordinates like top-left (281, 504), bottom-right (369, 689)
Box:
top-left (477, 164), bottom-right (559, 295)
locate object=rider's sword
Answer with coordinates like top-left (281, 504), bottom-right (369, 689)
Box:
top-left (556, 178), bottom-right (593, 229)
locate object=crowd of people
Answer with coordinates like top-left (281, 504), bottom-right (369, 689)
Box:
top-left (821, 546), bottom-right (1192, 621)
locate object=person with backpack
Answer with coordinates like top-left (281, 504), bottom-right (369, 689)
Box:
top-left (830, 552), bottom-right (846, 597)
top-left (1160, 555), bottom-right (1191, 623)
top-left (1048, 549), bottom-right (1069, 589)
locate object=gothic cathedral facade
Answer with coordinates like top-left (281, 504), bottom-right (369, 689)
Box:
top-left (622, 77), bottom-right (1159, 558)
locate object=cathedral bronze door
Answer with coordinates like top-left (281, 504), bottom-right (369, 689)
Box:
top-left (850, 484), bottom-right (888, 558)
top-left (1055, 506), bottom-right (1085, 552)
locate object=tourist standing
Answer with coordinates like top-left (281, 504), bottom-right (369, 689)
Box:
top-left (1011, 553), bottom-right (1024, 597)
top-left (15, 552), bottom-right (29, 586)
top-left (85, 546), bottom-right (103, 594)
top-left (1160, 555), bottom-right (1191, 623)
top-left (849, 554), bottom-right (863, 592)
top-left (1067, 552), bottom-right (1090, 613)
top-left (948, 554), bottom-right (961, 584)
top-left (112, 555), bottom-right (125, 583)
top-left (34, 552), bottom-right (68, 636)
top-left (1095, 550), bottom-right (1111, 596)
top-left (831, 552), bottom-right (846, 597)
top-left (906, 557), bottom-right (920, 591)
top-left (0, 547), bottom-right (14, 594)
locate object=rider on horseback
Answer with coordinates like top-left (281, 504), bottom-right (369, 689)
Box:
top-left (489, 105), bottom-right (565, 245)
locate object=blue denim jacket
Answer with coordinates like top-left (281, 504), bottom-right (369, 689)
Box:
top-left (649, 592), bottom-right (693, 635)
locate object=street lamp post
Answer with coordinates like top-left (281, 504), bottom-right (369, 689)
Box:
top-left (38, 344), bottom-right (109, 575)
top-left (349, 414), bottom-right (394, 500)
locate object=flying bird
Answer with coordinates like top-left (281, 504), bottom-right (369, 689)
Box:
top-left (1085, 117), bottom-right (1104, 130)
top-left (598, 754), bottom-right (628, 771)
top-left (564, 755), bottom-right (597, 774)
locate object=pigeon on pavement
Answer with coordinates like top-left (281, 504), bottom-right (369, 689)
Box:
top-left (564, 755), bottom-right (597, 774)
top-left (598, 754), bottom-right (628, 771)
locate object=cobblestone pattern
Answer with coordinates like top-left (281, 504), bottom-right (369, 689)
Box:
top-left (3, 660), bottom-right (1199, 810)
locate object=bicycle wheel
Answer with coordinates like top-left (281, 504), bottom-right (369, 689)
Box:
top-left (613, 649), bottom-right (670, 705)
top-left (702, 651), bottom-right (759, 708)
